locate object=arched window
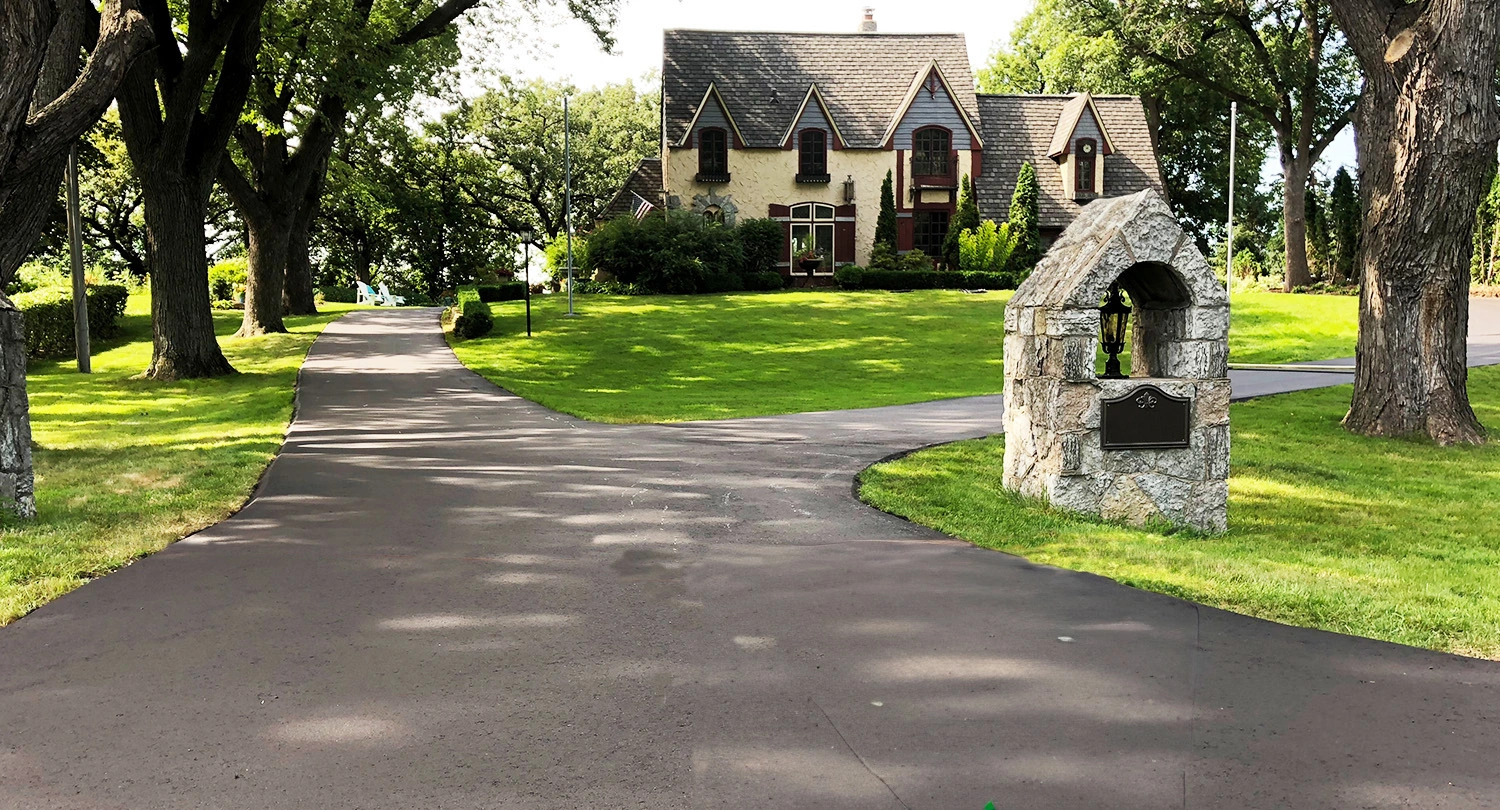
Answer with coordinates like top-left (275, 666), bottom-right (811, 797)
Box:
top-left (790, 203), bottom-right (836, 274)
top-left (912, 127), bottom-right (951, 178)
top-left (1075, 137), bottom-right (1097, 196)
top-left (698, 128), bottom-right (729, 181)
top-left (798, 129), bottom-right (828, 182)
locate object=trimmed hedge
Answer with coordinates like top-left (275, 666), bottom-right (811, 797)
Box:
top-left (476, 282), bottom-right (526, 303)
top-left (834, 266), bottom-right (1016, 292)
top-left (319, 285), bottom-right (358, 304)
top-left (13, 284), bottom-right (130, 357)
top-left (452, 287), bottom-right (493, 339)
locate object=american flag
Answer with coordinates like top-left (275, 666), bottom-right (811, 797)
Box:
top-left (631, 192), bottom-right (655, 221)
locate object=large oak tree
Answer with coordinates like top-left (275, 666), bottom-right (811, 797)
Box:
top-left (0, 0), bottom-right (153, 517)
top-left (117, 0), bottom-right (268, 379)
top-left (1331, 0), bottom-right (1500, 444)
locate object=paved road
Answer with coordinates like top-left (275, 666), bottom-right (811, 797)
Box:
top-left (3, 303), bottom-right (1499, 809)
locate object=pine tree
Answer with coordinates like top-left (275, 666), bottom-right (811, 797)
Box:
top-left (942, 174), bottom-right (981, 268)
top-left (1329, 167), bottom-right (1360, 285)
top-left (875, 170), bottom-right (898, 252)
top-left (1303, 174), bottom-right (1332, 280)
top-left (1007, 162), bottom-right (1041, 273)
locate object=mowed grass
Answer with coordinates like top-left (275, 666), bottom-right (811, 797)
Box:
top-left (0, 295), bottom-right (358, 624)
top-left (452, 289), bottom-right (1359, 423)
top-left (859, 365), bottom-right (1500, 659)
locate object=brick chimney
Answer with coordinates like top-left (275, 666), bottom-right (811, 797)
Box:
top-left (858, 8), bottom-right (877, 33)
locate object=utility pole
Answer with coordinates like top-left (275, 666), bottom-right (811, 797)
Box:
top-left (564, 95), bottom-right (576, 317)
top-left (66, 144), bottom-right (90, 373)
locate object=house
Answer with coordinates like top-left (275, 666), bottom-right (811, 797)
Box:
top-left (611, 15), bottom-right (1164, 279)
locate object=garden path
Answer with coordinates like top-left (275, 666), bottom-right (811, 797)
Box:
top-left (2, 301), bottom-right (1499, 809)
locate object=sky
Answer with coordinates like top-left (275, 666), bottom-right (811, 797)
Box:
top-left (472, 0), bottom-right (1354, 178)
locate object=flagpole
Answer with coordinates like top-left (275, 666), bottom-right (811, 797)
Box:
top-left (564, 95), bottom-right (576, 317)
top-left (1226, 101), bottom-right (1237, 307)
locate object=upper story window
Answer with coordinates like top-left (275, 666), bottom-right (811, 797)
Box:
top-left (797, 130), bottom-right (829, 183)
top-left (698, 128), bottom-right (729, 182)
top-left (1075, 137), bottom-right (1097, 196)
top-left (912, 127), bottom-right (951, 178)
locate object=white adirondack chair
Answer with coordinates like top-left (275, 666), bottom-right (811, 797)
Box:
top-left (378, 283), bottom-right (406, 306)
top-left (357, 281), bottom-right (380, 305)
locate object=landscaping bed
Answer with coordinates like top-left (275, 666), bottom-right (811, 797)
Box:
top-left (0, 295), bottom-right (356, 624)
top-left (858, 365), bottom-right (1500, 659)
top-left (450, 289), bottom-right (1359, 423)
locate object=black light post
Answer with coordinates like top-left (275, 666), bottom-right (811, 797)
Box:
top-left (1100, 282), bottom-right (1131, 379)
top-left (521, 227), bottom-right (535, 337)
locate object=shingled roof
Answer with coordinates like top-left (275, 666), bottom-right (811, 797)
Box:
top-left (976, 95), bottom-right (1164, 231)
top-left (662, 30), bottom-right (980, 149)
top-left (598, 159), bottom-right (663, 223)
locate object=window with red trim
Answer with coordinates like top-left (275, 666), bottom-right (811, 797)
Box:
top-left (698, 128), bottom-right (729, 181)
top-left (798, 130), bottom-right (828, 181)
top-left (912, 127), bottom-right (951, 177)
top-left (1075, 138), bottom-right (1097, 196)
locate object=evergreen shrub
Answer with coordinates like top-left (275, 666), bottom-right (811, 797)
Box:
top-left (476, 282), bottom-right (526, 303)
top-left (14, 284), bottom-right (130, 357)
top-left (452, 287), bottom-right (493, 339)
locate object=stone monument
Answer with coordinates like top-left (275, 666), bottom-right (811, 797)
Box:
top-left (1002, 189), bottom-right (1230, 532)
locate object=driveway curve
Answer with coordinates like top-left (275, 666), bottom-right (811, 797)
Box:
top-left (3, 304), bottom-right (1499, 809)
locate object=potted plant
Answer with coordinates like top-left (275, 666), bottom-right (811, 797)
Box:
top-left (796, 245), bottom-right (823, 274)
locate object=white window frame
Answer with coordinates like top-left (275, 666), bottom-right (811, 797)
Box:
top-left (789, 203), bottom-right (837, 274)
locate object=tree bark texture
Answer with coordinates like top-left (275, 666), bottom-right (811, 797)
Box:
top-left (239, 210), bottom-right (291, 335)
top-left (1280, 151), bottom-right (1314, 289)
top-left (283, 164), bottom-right (325, 316)
top-left (0, 0), bottom-right (152, 519)
top-left (142, 174), bottom-right (235, 378)
top-left (1333, 0), bottom-right (1500, 444)
top-left (117, 0), bottom-right (266, 379)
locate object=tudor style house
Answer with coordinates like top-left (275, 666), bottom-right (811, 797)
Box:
top-left (605, 18), bottom-right (1164, 278)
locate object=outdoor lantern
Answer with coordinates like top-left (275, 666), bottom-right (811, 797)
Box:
top-left (843, 175), bottom-right (856, 204)
top-left (1099, 281), bottom-right (1131, 379)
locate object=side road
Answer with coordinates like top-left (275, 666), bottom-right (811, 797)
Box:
top-left (1, 305), bottom-right (1497, 809)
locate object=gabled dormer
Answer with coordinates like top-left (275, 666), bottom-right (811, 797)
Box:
top-left (679, 83), bottom-right (744, 184)
top-left (1048, 92), bottom-right (1117, 201)
top-left (780, 86), bottom-right (845, 184)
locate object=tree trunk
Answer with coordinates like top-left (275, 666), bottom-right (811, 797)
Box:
top-left (1281, 151), bottom-right (1314, 291)
top-left (282, 161), bottom-right (326, 316)
top-left (141, 174), bottom-right (235, 379)
top-left (1334, 0), bottom-right (1499, 445)
top-left (0, 305), bottom-right (35, 518)
top-left (238, 212), bottom-right (290, 336)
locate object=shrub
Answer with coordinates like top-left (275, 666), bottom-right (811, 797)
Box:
top-left (959, 220), bottom-right (1018, 273)
top-left (318, 285), bottom-right (358, 304)
top-left (585, 211), bottom-right (749, 294)
top-left (451, 287), bottom-right (493, 339)
top-left (744, 270), bottom-right (787, 291)
top-left (700, 273), bottom-right (745, 294)
top-left (1007, 162), bottom-right (1041, 274)
top-left (476, 282), bottom-right (526, 303)
top-left (835, 267), bottom-right (1013, 292)
top-left (14, 284), bottom-right (130, 357)
top-left (208, 257), bottom-right (248, 302)
top-left (737, 218), bottom-right (784, 275)
top-left (4, 261), bottom-right (67, 296)
top-left (575, 279), bottom-right (648, 295)
top-left (875, 170), bottom-right (898, 251)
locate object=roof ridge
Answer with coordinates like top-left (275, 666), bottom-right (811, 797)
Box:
top-left (978, 93), bottom-right (1142, 100)
top-left (664, 29), bottom-right (964, 37)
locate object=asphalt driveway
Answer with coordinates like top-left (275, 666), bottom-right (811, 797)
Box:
top-left (2, 303), bottom-right (1499, 809)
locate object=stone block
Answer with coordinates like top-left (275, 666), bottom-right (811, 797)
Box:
top-left (1122, 211), bottom-right (1185, 266)
top-left (1053, 381), bottom-right (1100, 431)
top-left (1046, 307), bottom-right (1100, 338)
top-left (1066, 234), bottom-right (1136, 308)
top-left (1193, 379), bottom-right (1232, 428)
top-left (1198, 424), bottom-right (1231, 480)
top-left (1168, 341), bottom-right (1228, 379)
top-left (1172, 246), bottom-right (1230, 307)
top-left (1049, 474), bottom-right (1103, 515)
top-left (1059, 335), bottom-right (1096, 381)
top-left (1187, 305), bottom-right (1230, 341)
top-left (1185, 480), bottom-right (1229, 533)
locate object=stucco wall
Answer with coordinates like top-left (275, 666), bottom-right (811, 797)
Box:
top-left (666, 146), bottom-right (903, 266)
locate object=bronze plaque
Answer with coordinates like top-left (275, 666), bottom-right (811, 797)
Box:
top-left (1101, 385), bottom-right (1192, 450)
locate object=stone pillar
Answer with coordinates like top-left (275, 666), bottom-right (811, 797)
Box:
top-left (0, 303), bottom-right (36, 519)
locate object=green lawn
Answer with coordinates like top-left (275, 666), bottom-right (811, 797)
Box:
top-left (859, 366), bottom-right (1500, 659)
top-left (452, 289), bottom-right (1359, 423)
top-left (0, 295), bottom-right (358, 624)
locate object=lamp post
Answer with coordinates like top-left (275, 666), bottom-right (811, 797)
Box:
top-left (1100, 282), bottom-right (1131, 379)
top-left (521, 227), bottom-right (535, 337)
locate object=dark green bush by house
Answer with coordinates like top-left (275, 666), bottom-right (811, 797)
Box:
top-left (452, 287), bottom-right (493, 339)
top-left (476, 282), bottom-right (526, 303)
top-left (318, 285), bottom-right (358, 304)
top-left (14, 284), bottom-right (129, 357)
top-left (835, 265), bottom-right (1015, 292)
top-left (737, 218), bottom-right (784, 276)
top-left (587, 211), bottom-right (767, 295)
top-left (744, 270), bottom-right (787, 291)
